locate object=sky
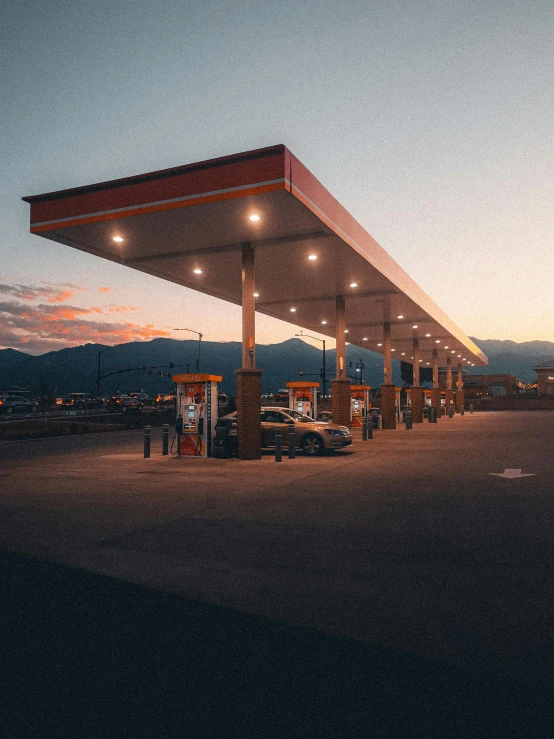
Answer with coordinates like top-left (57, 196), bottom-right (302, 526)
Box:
top-left (1, 0), bottom-right (553, 355)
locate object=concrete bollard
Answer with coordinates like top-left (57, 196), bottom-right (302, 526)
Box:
top-left (405, 412), bottom-right (413, 430)
top-left (288, 424), bottom-right (296, 459)
top-left (429, 406), bottom-right (437, 424)
top-left (275, 426), bottom-right (282, 462)
top-left (470, 403), bottom-right (474, 414)
top-left (461, 405), bottom-right (465, 416)
top-left (362, 416), bottom-right (368, 441)
top-left (144, 425), bottom-right (151, 458)
top-left (162, 424), bottom-right (169, 455)
top-left (448, 404), bottom-right (455, 419)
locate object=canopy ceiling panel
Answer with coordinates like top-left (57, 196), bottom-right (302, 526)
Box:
top-left (24, 144), bottom-right (487, 367)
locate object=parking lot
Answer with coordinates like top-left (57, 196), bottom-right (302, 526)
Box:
top-left (1, 411), bottom-right (553, 736)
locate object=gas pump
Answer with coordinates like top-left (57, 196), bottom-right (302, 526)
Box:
top-left (173, 374), bottom-right (222, 457)
top-left (350, 385), bottom-right (371, 427)
top-left (286, 381), bottom-right (319, 418)
top-left (395, 387), bottom-right (402, 422)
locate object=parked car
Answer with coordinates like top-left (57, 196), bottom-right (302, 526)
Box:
top-left (107, 395), bottom-right (143, 412)
top-left (0, 395), bottom-right (38, 414)
top-left (154, 393), bottom-right (175, 407)
top-left (55, 393), bottom-right (102, 409)
top-left (274, 389), bottom-right (289, 402)
top-left (217, 406), bottom-right (352, 455)
top-left (128, 392), bottom-right (153, 405)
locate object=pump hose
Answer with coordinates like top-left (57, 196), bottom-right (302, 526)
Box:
top-left (170, 433), bottom-right (179, 456)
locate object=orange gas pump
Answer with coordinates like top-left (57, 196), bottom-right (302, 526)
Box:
top-left (350, 385), bottom-right (371, 427)
top-left (173, 374), bottom-right (222, 457)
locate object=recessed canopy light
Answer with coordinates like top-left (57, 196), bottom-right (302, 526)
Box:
top-left (193, 268), bottom-right (202, 274)
top-left (344, 329), bottom-right (349, 333)
top-left (457, 354), bottom-right (461, 357)
top-left (253, 292), bottom-right (259, 297)
top-left (377, 343), bottom-right (382, 347)
top-left (290, 307), bottom-right (297, 312)
top-left (425, 333), bottom-right (431, 337)
top-left (401, 352), bottom-right (405, 355)
top-left (321, 320), bottom-right (327, 325)
top-left (363, 337), bottom-right (368, 341)
top-left (412, 325), bottom-right (418, 329)
top-left (451, 350), bottom-right (455, 353)
top-left (391, 348), bottom-right (396, 352)
top-left (249, 214), bottom-right (260, 222)
top-left (112, 236), bottom-right (124, 243)
top-left (308, 254), bottom-right (317, 261)
top-left (349, 282), bottom-right (358, 288)
top-left (397, 315), bottom-right (404, 319)
top-left (426, 362), bottom-right (430, 365)
top-left (419, 359), bottom-right (423, 362)
top-left (444, 346), bottom-right (449, 349)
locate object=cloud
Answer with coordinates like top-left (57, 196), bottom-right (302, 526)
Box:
top-left (0, 282), bottom-right (82, 304)
top-left (0, 300), bottom-right (170, 354)
top-left (98, 286), bottom-right (111, 293)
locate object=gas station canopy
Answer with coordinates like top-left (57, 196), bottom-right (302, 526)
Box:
top-left (23, 144), bottom-right (487, 367)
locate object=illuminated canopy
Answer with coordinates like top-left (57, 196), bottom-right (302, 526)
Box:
top-left (23, 145), bottom-right (487, 367)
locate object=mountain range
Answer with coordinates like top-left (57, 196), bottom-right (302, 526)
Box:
top-left (0, 337), bottom-right (552, 396)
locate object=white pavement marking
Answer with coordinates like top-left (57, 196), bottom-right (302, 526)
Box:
top-left (489, 468), bottom-right (536, 479)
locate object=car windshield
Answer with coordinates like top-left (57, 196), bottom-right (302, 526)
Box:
top-left (285, 410), bottom-right (316, 423)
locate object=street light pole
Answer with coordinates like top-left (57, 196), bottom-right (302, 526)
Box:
top-left (295, 332), bottom-right (327, 397)
top-left (173, 328), bottom-right (203, 371)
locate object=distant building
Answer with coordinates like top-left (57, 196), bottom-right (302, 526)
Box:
top-left (532, 360), bottom-right (554, 396)
top-left (438, 372), bottom-right (520, 398)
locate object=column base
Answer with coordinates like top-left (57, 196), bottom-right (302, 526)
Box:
top-left (380, 384), bottom-right (396, 429)
top-left (235, 369), bottom-right (263, 460)
top-left (411, 387), bottom-right (424, 423)
top-left (332, 380), bottom-right (351, 428)
top-left (431, 388), bottom-right (442, 420)
top-left (445, 389), bottom-right (455, 414)
top-left (455, 389), bottom-right (465, 413)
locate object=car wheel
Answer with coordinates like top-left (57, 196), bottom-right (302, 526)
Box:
top-left (31, 406), bottom-right (37, 413)
top-left (6, 407), bottom-right (13, 414)
top-left (301, 433), bottom-right (323, 456)
top-left (122, 407), bottom-right (128, 413)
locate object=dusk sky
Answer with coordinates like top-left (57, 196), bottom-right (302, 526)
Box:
top-left (2, 0), bottom-right (552, 355)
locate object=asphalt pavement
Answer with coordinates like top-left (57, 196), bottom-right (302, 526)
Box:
top-left (1, 411), bottom-right (553, 737)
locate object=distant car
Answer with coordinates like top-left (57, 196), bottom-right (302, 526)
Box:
top-left (0, 395), bottom-right (38, 414)
top-left (154, 393), bottom-right (175, 408)
top-left (107, 395), bottom-right (143, 413)
top-left (128, 392), bottom-right (153, 405)
top-left (55, 393), bottom-right (101, 409)
top-left (317, 410), bottom-right (333, 422)
top-left (274, 389), bottom-right (289, 402)
top-left (217, 406), bottom-right (352, 455)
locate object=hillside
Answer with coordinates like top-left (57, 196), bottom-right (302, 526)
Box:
top-left (0, 338), bottom-right (402, 396)
top-left (1, 337), bottom-right (551, 394)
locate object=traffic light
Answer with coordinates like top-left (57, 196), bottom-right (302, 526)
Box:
top-left (299, 371), bottom-right (304, 376)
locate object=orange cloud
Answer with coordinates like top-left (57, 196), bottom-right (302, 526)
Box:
top-left (98, 287), bottom-right (111, 293)
top-left (0, 299), bottom-right (171, 354)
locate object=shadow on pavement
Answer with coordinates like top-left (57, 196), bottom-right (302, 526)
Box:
top-left (0, 550), bottom-right (551, 738)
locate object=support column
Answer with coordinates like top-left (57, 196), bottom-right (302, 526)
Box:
top-left (381, 321), bottom-right (396, 429)
top-left (236, 242), bottom-right (262, 460)
top-left (431, 348), bottom-right (441, 419)
top-left (332, 295), bottom-right (351, 427)
top-left (455, 361), bottom-right (464, 413)
top-left (445, 356), bottom-right (455, 413)
top-left (411, 337), bottom-right (423, 423)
